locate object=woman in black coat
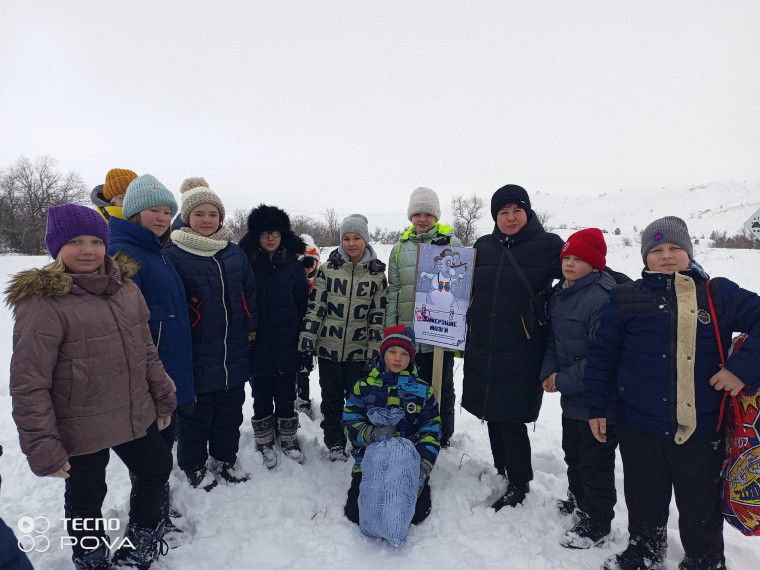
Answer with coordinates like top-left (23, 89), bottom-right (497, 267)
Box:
top-left (462, 184), bottom-right (563, 510)
top-left (239, 205), bottom-right (310, 468)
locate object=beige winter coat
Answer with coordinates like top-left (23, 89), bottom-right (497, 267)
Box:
top-left (6, 254), bottom-right (177, 476)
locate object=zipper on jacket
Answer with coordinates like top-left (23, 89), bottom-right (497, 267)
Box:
top-left (341, 261), bottom-right (356, 361)
top-left (666, 276), bottom-right (678, 434)
top-left (156, 321), bottom-right (163, 351)
top-left (213, 255), bottom-right (230, 389)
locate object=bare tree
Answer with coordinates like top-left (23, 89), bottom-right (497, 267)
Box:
top-left (227, 208), bottom-right (249, 243)
top-left (450, 193), bottom-right (484, 246)
top-left (0, 155), bottom-right (88, 254)
top-left (372, 227), bottom-right (405, 245)
top-left (534, 209), bottom-right (553, 230)
top-left (323, 207), bottom-right (341, 246)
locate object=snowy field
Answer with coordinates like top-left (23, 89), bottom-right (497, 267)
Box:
top-left (1, 238), bottom-right (759, 569)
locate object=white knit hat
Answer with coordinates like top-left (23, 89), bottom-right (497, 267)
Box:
top-left (407, 187), bottom-right (441, 221)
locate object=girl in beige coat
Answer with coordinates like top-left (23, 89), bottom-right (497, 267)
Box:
top-left (7, 204), bottom-right (176, 570)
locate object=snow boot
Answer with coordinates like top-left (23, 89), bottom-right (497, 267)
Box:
top-left (557, 491), bottom-right (577, 516)
top-left (252, 415), bottom-right (278, 469)
top-left (491, 482), bottom-right (529, 511)
top-left (210, 454), bottom-right (250, 483)
top-left (296, 398), bottom-right (313, 419)
top-left (111, 519), bottom-right (168, 570)
top-left (277, 416), bottom-right (305, 464)
top-left (72, 545), bottom-right (110, 570)
top-left (183, 464), bottom-right (218, 492)
top-left (601, 535), bottom-right (666, 570)
top-left (559, 511), bottom-right (610, 549)
top-left (323, 440), bottom-right (349, 462)
top-left (160, 484), bottom-right (189, 549)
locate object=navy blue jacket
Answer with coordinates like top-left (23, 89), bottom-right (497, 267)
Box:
top-left (249, 248), bottom-right (310, 377)
top-left (585, 270), bottom-right (760, 439)
top-left (165, 242), bottom-right (257, 394)
top-left (540, 271), bottom-right (616, 421)
top-left (0, 517), bottom-right (33, 569)
top-left (108, 217), bottom-right (195, 406)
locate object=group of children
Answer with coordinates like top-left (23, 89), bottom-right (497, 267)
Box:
top-left (5, 176), bottom-right (760, 570)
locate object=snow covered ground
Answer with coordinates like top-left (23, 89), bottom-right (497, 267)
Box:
top-left (1, 237), bottom-right (759, 569)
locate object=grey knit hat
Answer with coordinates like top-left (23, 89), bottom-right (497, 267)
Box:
top-left (122, 174), bottom-right (178, 220)
top-left (640, 216), bottom-right (693, 264)
top-left (407, 187), bottom-right (441, 221)
top-left (340, 214), bottom-right (370, 243)
top-left (179, 177), bottom-right (226, 225)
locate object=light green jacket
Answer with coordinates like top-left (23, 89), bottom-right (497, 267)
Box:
top-left (386, 222), bottom-right (462, 353)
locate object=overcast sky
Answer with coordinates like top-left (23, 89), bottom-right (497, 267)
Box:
top-left (1, 1), bottom-right (759, 221)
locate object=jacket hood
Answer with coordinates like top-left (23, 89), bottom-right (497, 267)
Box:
top-left (239, 204), bottom-right (306, 258)
top-left (400, 222), bottom-right (454, 242)
top-left (329, 243), bottom-right (385, 273)
top-left (90, 185), bottom-right (110, 208)
top-left (109, 216), bottom-right (163, 252)
top-left (5, 252), bottom-right (140, 314)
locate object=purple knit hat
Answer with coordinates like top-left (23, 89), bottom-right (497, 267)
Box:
top-left (45, 203), bottom-right (110, 258)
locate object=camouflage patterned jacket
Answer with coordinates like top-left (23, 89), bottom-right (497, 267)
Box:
top-left (298, 245), bottom-right (388, 362)
top-left (341, 363), bottom-right (441, 473)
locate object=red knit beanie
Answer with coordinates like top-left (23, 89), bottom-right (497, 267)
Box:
top-left (380, 325), bottom-right (416, 362)
top-left (560, 228), bottom-right (607, 271)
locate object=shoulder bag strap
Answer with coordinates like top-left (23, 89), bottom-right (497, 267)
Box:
top-left (500, 242), bottom-right (541, 304)
top-left (707, 279), bottom-right (739, 432)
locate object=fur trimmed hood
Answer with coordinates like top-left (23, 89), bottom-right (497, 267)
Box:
top-left (4, 252), bottom-right (140, 314)
top-left (238, 204), bottom-right (306, 258)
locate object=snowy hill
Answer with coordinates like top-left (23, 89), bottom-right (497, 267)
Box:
top-left (289, 179), bottom-right (760, 245)
top-left (1, 184), bottom-right (760, 568)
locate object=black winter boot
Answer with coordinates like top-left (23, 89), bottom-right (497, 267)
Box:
top-left (183, 464), bottom-right (218, 492)
top-left (111, 519), bottom-right (168, 569)
top-left (559, 511), bottom-right (610, 549)
top-left (72, 545), bottom-right (110, 570)
top-left (601, 534), bottom-right (666, 570)
top-left (252, 415), bottom-right (277, 469)
top-left (491, 482), bottom-right (529, 511)
top-left (557, 491), bottom-right (577, 516)
top-left (211, 454), bottom-right (249, 483)
top-left (677, 553), bottom-right (726, 570)
top-left (277, 416), bottom-right (304, 464)
top-left (324, 439), bottom-right (349, 462)
top-left (160, 484), bottom-right (189, 548)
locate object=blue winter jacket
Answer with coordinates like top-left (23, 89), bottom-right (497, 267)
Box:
top-left (249, 248), bottom-right (310, 377)
top-left (539, 271), bottom-right (616, 422)
top-left (342, 360), bottom-right (441, 474)
top-left (108, 217), bottom-right (195, 406)
top-left (585, 269), bottom-right (760, 439)
top-left (165, 242), bottom-right (257, 394)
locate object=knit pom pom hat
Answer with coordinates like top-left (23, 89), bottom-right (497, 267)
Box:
top-left (561, 228), bottom-right (607, 271)
top-left (407, 187), bottom-right (441, 221)
top-left (103, 168), bottom-right (137, 201)
top-left (122, 174), bottom-right (178, 220)
top-left (45, 203), bottom-right (110, 258)
top-left (179, 177), bottom-right (226, 225)
top-left (380, 325), bottom-right (417, 363)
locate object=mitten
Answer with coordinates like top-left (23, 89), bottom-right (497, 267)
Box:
top-left (299, 351), bottom-right (315, 373)
top-left (418, 461), bottom-right (432, 497)
top-left (364, 425), bottom-right (397, 445)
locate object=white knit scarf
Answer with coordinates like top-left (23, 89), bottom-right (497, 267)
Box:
top-left (171, 226), bottom-right (234, 257)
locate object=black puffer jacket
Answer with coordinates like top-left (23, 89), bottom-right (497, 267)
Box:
top-left (462, 215), bottom-right (563, 423)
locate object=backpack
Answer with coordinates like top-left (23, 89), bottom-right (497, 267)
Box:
top-left (718, 334), bottom-right (760, 536)
top-left (707, 280), bottom-right (760, 536)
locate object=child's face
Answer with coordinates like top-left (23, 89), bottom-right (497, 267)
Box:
top-left (411, 212), bottom-right (436, 234)
top-left (646, 243), bottom-right (690, 274)
top-left (342, 232), bottom-right (366, 263)
top-left (139, 205), bottom-right (173, 237)
top-left (60, 235), bottom-right (106, 274)
top-left (562, 255), bottom-right (597, 285)
top-left (189, 204), bottom-right (221, 237)
top-left (259, 231), bottom-right (282, 252)
top-left (110, 193), bottom-right (126, 207)
top-left (384, 346), bottom-right (411, 373)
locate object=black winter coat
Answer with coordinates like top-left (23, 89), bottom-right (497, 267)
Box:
top-left (165, 242), bottom-right (257, 394)
top-left (249, 248), bottom-right (310, 377)
top-left (462, 216), bottom-right (563, 423)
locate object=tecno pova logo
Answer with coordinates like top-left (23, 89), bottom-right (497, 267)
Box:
top-left (17, 516), bottom-right (50, 552)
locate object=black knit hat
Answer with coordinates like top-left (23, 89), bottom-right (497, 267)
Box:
top-left (239, 204), bottom-right (306, 257)
top-left (490, 184), bottom-right (532, 221)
